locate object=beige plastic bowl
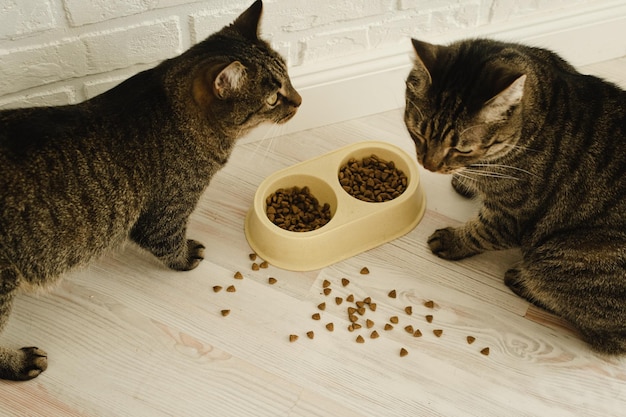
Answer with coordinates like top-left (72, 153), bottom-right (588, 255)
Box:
top-left (244, 141), bottom-right (426, 271)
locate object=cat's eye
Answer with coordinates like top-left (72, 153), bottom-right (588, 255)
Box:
top-left (266, 92), bottom-right (279, 106)
top-left (452, 147), bottom-right (473, 155)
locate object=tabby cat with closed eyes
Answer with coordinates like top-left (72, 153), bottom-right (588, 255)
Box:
top-left (0, 0), bottom-right (301, 380)
top-left (404, 38), bottom-right (626, 354)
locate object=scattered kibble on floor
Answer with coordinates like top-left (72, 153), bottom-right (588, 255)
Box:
top-left (221, 253), bottom-right (492, 358)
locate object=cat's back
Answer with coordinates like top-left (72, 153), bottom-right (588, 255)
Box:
top-left (0, 71), bottom-right (169, 282)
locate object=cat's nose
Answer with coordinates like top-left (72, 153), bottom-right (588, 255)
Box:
top-left (290, 90), bottom-right (302, 108)
top-left (422, 158), bottom-right (443, 173)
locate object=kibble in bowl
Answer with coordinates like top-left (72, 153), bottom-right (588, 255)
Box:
top-left (245, 141), bottom-right (425, 271)
top-left (338, 154), bottom-right (408, 203)
top-left (266, 185), bottom-right (332, 232)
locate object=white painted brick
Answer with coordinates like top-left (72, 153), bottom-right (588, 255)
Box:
top-left (0, 18), bottom-right (181, 97)
top-left (485, 0), bottom-right (595, 23)
top-left (64, 0), bottom-right (193, 26)
top-left (430, 2), bottom-right (482, 34)
top-left (0, 39), bottom-right (89, 96)
top-left (0, 87), bottom-right (76, 110)
top-left (300, 28), bottom-right (369, 64)
top-left (82, 18), bottom-right (182, 73)
top-left (0, 0), bottom-right (56, 39)
top-left (263, 0), bottom-right (395, 34)
top-left (398, 0), bottom-right (468, 12)
top-left (189, 8), bottom-right (240, 44)
top-left (83, 76), bottom-right (127, 99)
top-left (368, 14), bottom-right (432, 48)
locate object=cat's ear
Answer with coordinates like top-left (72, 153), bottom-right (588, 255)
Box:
top-left (479, 74), bottom-right (526, 123)
top-left (232, 0), bottom-right (263, 41)
top-left (411, 39), bottom-right (441, 85)
top-left (214, 61), bottom-right (247, 99)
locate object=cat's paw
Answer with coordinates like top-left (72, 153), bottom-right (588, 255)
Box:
top-left (19, 347), bottom-right (47, 380)
top-left (167, 240), bottom-right (205, 271)
top-left (0, 347), bottom-right (48, 381)
top-left (504, 268), bottom-right (524, 293)
top-left (428, 228), bottom-right (474, 260)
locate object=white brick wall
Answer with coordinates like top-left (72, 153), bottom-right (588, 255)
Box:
top-left (0, 0), bottom-right (614, 109)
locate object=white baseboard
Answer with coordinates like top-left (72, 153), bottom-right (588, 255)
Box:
top-left (243, 1), bottom-right (626, 143)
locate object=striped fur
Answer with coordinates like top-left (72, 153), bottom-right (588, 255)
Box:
top-left (0, 0), bottom-right (300, 380)
top-left (404, 38), bottom-right (626, 354)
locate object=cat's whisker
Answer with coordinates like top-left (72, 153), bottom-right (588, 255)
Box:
top-left (453, 172), bottom-right (479, 183)
top-left (463, 168), bottom-right (520, 180)
top-left (406, 98), bottom-right (424, 120)
top-left (470, 163), bottom-right (539, 178)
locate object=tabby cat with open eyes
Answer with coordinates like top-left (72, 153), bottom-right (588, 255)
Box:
top-left (0, 0), bottom-right (301, 380)
top-left (404, 38), bottom-right (626, 354)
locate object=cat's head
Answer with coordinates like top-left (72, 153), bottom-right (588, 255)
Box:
top-left (182, 1), bottom-right (301, 135)
top-left (404, 38), bottom-right (527, 174)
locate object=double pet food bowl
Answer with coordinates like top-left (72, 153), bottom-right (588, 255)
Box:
top-left (245, 141), bottom-right (426, 271)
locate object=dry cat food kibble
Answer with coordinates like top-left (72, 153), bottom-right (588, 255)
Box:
top-left (268, 277), bottom-right (278, 285)
top-left (266, 186), bottom-right (332, 232)
top-left (289, 334), bottom-right (299, 342)
top-left (212, 285), bottom-right (222, 293)
top-left (338, 154), bottom-right (408, 202)
top-left (226, 285), bottom-right (236, 293)
top-left (234, 271), bottom-right (243, 279)
top-left (220, 309), bottom-right (230, 317)
top-left (360, 267), bottom-right (370, 275)
top-left (279, 268), bottom-right (492, 359)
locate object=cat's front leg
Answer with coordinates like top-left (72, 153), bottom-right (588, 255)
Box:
top-left (0, 268), bottom-right (48, 380)
top-left (428, 214), bottom-right (516, 260)
top-left (130, 210), bottom-right (205, 271)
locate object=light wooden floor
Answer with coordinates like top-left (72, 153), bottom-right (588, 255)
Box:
top-left (2, 58), bottom-right (626, 417)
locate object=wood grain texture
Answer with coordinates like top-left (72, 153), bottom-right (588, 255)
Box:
top-left (2, 59), bottom-right (626, 416)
